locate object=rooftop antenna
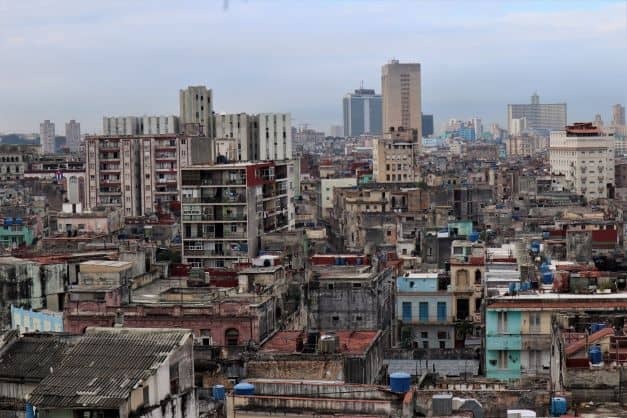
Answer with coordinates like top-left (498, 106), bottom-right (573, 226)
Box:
top-left (360, 80), bottom-right (364, 90)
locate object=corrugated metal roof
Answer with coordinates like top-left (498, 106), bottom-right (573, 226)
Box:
top-left (29, 328), bottom-right (190, 409)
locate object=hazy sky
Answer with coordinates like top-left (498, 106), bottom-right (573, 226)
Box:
top-left (1, 0), bottom-right (626, 134)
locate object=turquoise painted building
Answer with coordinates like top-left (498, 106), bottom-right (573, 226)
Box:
top-left (11, 305), bottom-right (63, 333)
top-left (0, 218), bottom-right (35, 248)
top-left (485, 308), bottom-right (522, 380)
top-left (396, 273), bottom-right (455, 349)
top-left (447, 221), bottom-right (473, 238)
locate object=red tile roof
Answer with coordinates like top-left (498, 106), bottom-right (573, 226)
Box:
top-left (260, 330), bottom-right (380, 355)
top-left (565, 327), bottom-right (614, 357)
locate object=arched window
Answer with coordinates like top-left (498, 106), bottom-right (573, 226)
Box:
top-left (225, 328), bottom-right (239, 346)
top-left (457, 269), bottom-right (469, 288)
top-left (475, 270), bottom-right (482, 284)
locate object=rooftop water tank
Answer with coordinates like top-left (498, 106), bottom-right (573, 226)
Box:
top-left (530, 242), bottom-right (540, 253)
top-left (550, 396), bottom-right (567, 417)
top-left (212, 384), bottom-right (226, 400)
top-left (14, 218), bottom-right (22, 225)
top-left (590, 323), bottom-right (606, 333)
top-left (4, 217), bottom-right (13, 225)
top-left (233, 382), bottom-right (255, 396)
top-left (469, 231), bottom-right (479, 242)
top-left (589, 346), bottom-right (602, 365)
top-left (542, 271), bottom-right (554, 284)
top-left (540, 262), bottom-right (550, 272)
top-left (389, 372), bottom-right (411, 393)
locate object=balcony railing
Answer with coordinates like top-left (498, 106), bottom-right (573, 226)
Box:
top-left (182, 195), bottom-right (246, 204)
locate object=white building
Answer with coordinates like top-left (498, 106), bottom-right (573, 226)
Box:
top-left (258, 113), bottom-right (292, 161)
top-left (472, 117), bottom-right (483, 140)
top-left (180, 85), bottom-right (213, 137)
top-left (510, 117), bottom-right (527, 136)
top-left (65, 120), bottom-right (81, 152)
top-left (142, 115), bottom-right (179, 135)
top-left (39, 120), bottom-right (55, 154)
top-left (549, 122), bottom-right (615, 200)
top-left (507, 93), bottom-right (567, 135)
top-left (102, 116), bottom-right (141, 135)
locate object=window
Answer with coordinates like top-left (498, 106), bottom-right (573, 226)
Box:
top-left (437, 302), bottom-right (447, 322)
top-left (332, 315), bottom-right (339, 321)
top-left (437, 331), bottom-right (447, 340)
top-left (421, 331), bottom-right (428, 339)
top-left (355, 315), bottom-right (362, 321)
top-left (409, 281), bottom-right (414, 288)
top-left (529, 312), bottom-right (541, 333)
top-left (439, 341), bottom-right (446, 349)
top-left (497, 311), bottom-right (508, 333)
top-left (352, 283), bottom-right (362, 288)
top-left (225, 328), bottom-right (239, 346)
top-left (419, 302), bottom-right (429, 321)
top-left (200, 329), bottom-right (212, 346)
top-left (143, 385), bottom-right (150, 405)
top-left (498, 350), bottom-right (508, 369)
top-left (402, 301), bottom-right (412, 321)
top-left (170, 362), bottom-right (180, 393)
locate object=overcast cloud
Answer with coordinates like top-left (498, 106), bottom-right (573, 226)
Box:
top-left (0, 0), bottom-right (625, 134)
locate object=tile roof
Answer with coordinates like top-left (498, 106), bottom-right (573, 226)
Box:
top-left (0, 333), bottom-right (76, 382)
top-left (260, 330), bottom-right (380, 355)
top-left (29, 327), bottom-right (191, 409)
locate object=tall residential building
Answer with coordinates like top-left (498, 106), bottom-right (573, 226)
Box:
top-left (549, 122), bottom-right (614, 200)
top-left (85, 134), bottom-right (212, 217)
top-left (421, 114), bottom-right (434, 137)
top-left (180, 161), bottom-right (295, 269)
top-left (65, 120), bottom-right (81, 152)
top-left (342, 88), bottom-right (382, 137)
top-left (102, 116), bottom-right (141, 135)
top-left (102, 116), bottom-right (179, 135)
top-left (258, 113), bottom-right (292, 161)
top-left (613, 104), bottom-right (626, 126)
top-left (472, 117), bottom-right (483, 140)
top-left (507, 93), bottom-right (567, 135)
top-left (180, 85), bottom-right (213, 137)
top-left (39, 120), bottom-right (55, 154)
top-left (142, 115), bottom-right (179, 134)
top-left (381, 60), bottom-right (422, 143)
top-left (215, 113), bottom-right (293, 162)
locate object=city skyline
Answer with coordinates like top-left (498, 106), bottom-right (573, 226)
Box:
top-left (0, 0), bottom-right (626, 134)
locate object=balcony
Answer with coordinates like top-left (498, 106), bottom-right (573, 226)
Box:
top-left (182, 195), bottom-right (246, 204)
top-left (99, 188), bottom-right (121, 194)
top-left (399, 316), bottom-right (456, 325)
top-left (99, 142), bottom-right (120, 150)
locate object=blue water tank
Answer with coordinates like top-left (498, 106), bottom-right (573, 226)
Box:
top-left (590, 323), bottom-right (605, 333)
top-left (356, 257), bottom-right (363, 265)
top-left (335, 257), bottom-right (342, 265)
top-left (509, 283), bottom-right (517, 294)
top-left (14, 218), bottom-right (22, 225)
top-left (212, 384), bottom-right (226, 400)
top-left (589, 346), bottom-right (602, 365)
top-left (550, 397), bottom-right (567, 416)
top-left (5, 217), bottom-right (13, 225)
top-left (530, 242), bottom-right (540, 253)
top-left (540, 263), bottom-right (550, 272)
top-left (542, 271), bottom-right (553, 284)
top-left (469, 231), bottom-right (479, 242)
top-left (233, 382), bottom-right (255, 396)
top-left (389, 372), bottom-right (411, 393)
top-left (521, 282), bottom-right (530, 291)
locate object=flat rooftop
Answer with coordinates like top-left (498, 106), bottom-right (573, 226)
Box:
top-left (260, 330), bottom-right (380, 356)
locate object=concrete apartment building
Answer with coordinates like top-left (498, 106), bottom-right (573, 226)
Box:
top-left (373, 138), bottom-right (420, 183)
top-left (381, 60), bottom-right (422, 143)
top-left (215, 112), bottom-right (293, 162)
top-left (180, 85), bottom-right (213, 137)
top-left (180, 161), bottom-right (295, 269)
top-left (507, 93), bottom-right (567, 136)
top-left (64, 120), bottom-right (80, 151)
top-left (85, 134), bottom-right (211, 217)
top-left (39, 120), bottom-right (55, 154)
top-left (549, 122), bottom-right (615, 200)
top-left (613, 103), bottom-right (626, 126)
top-left (102, 115), bottom-right (179, 135)
top-left (342, 88), bottom-right (383, 137)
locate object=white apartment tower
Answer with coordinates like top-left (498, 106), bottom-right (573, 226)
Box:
top-left (65, 120), bottom-right (81, 152)
top-left (40, 120), bottom-right (55, 154)
top-left (102, 116), bottom-right (141, 135)
top-left (180, 86), bottom-right (213, 137)
top-left (258, 113), bottom-right (292, 161)
top-left (381, 60), bottom-right (422, 144)
top-left (549, 122), bottom-right (615, 201)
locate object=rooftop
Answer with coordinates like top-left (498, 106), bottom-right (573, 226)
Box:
top-left (30, 327), bottom-right (191, 409)
top-left (260, 330), bottom-right (381, 356)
